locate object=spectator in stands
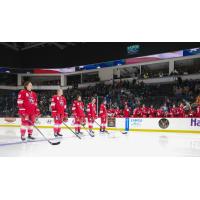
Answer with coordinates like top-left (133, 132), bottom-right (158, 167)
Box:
top-left (162, 103), bottom-right (168, 113)
top-left (159, 72), bottom-right (164, 78)
top-left (195, 94), bottom-right (200, 105)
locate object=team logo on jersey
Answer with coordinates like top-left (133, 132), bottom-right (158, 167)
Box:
top-left (28, 97), bottom-right (34, 104)
top-left (60, 100), bottom-right (64, 106)
top-left (158, 118), bottom-right (169, 129)
top-left (27, 92), bottom-right (34, 104)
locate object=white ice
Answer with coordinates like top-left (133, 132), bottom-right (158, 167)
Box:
top-left (0, 127), bottom-right (200, 156)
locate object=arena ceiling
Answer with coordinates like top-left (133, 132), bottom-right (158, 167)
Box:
top-left (0, 42), bottom-right (200, 69)
top-left (0, 42), bottom-right (80, 51)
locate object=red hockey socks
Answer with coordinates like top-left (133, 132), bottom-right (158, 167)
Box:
top-left (20, 128), bottom-right (26, 136)
top-left (28, 129), bottom-right (33, 135)
top-left (54, 127), bottom-right (58, 134)
top-left (57, 127), bottom-right (61, 134)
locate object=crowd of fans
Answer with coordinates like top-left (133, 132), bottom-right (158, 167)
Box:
top-left (0, 78), bottom-right (199, 118)
top-left (141, 66), bottom-right (200, 79)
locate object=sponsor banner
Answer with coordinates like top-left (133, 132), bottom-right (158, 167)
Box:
top-left (0, 118), bottom-right (20, 125)
top-left (4, 118), bottom-right (16, 123)
top-left (35, 118), bottom-right (75, 128)
top-left (0, 118), bottom-right (199, 132)
top-left (190, 118), bottom-right (200, 127)
top-left (26, 118), bottom-right (103, 128)
top-left (129, 118), bottom-right (143, 128)
top-left (129, 118), bottom-right (200, 131)
top-left (107, 117), bottom-right (116, 127)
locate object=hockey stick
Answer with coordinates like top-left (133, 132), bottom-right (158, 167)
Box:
top-left (94, 120), bottom-right (110, 134)
top-left (29, 121), bottom-right (60, 145)
top-left (94, 120), bottom-right (127, 134)
top-left (81, 124), bottom-right (95, 137)
top-left (62, 122), bottom-right (82, 139)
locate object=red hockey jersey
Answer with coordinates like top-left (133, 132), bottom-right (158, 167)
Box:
top-left (99, 103), bottom-right (107, 118)
top-left (87, 102), bottom-right (97, 118)
top-left (133, 107), bottom-right (142, 118)
top-left (123, 108), bottom-right (130, 118)
top-left (51, 95), bottom-right (67, 117)
top-left (149, 108), bottom-right (156, 118)
top-left (196, 106), bottom-right (200, 117)
top-left (169, 107), bottom-right (177, 117)
top-left (17, 89), bottom-right (40, 116)
top-left (156, 109), bottom-right (164, 118)
top-left (72, 100), bottom-right (85, 118)
top-left (115, 109), bottom-right (121, 117)
top-left (141, 107), bottom-right (149, 117)
top-left (176, 107), bottom-right (185, 118)
top-left (187, 110), bottom-right (196, 118)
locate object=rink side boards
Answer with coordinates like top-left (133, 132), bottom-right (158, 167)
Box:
top-left (0, 118), bottom-right (199, 134)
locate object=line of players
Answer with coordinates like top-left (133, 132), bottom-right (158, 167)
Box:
top-left (17, 81), bottom-right (108, 141)
top-left (17, 81), bottom-right (200, 141)
top-left (108, 103), bottom-right (200, 118)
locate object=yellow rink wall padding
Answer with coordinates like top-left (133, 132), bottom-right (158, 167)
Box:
top-left (0, 117), bottom-right (199, 134)
top-left (0, 124), bottom-right (200, 134)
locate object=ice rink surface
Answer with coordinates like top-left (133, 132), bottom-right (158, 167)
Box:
top-left (0, 127), bottom-right (200, 156)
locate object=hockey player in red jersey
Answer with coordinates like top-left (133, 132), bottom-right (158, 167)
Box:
top-left (141, 104), bottom-right (149, 118)
top-left (123, 103), bottom-right (130, 118)
top-left (17, 81), bottom-right (40, 141)
top-left (148, 105), bottom-right (156, 118)
top-left (133, 106), bottom-right (142, 118)
top-left (187, 109), bottom-right (196, 118)
top-left (156, 107), bottom-right (164, 118)
top-left (196, 105), bottom-right (200, 117)
top-left (86, 97), bottom-right (97, 135)
top-left (176, 103), bottom-right (185, 118)
top-left (169, 104), bottom-right (177, 117)
top-left (51, 89), bottom-right (68, 137)
top-left (72, 95), bottom-right (85, 135)
top-left (99, 99), bottom-right (107, 133)
top-left (107, 106), bottom-right (115, 118)
top-left (115, 106), bottom-right (121, 118)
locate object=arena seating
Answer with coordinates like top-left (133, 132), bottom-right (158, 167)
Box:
top-left (0, 78), bottom-right (199, 117)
